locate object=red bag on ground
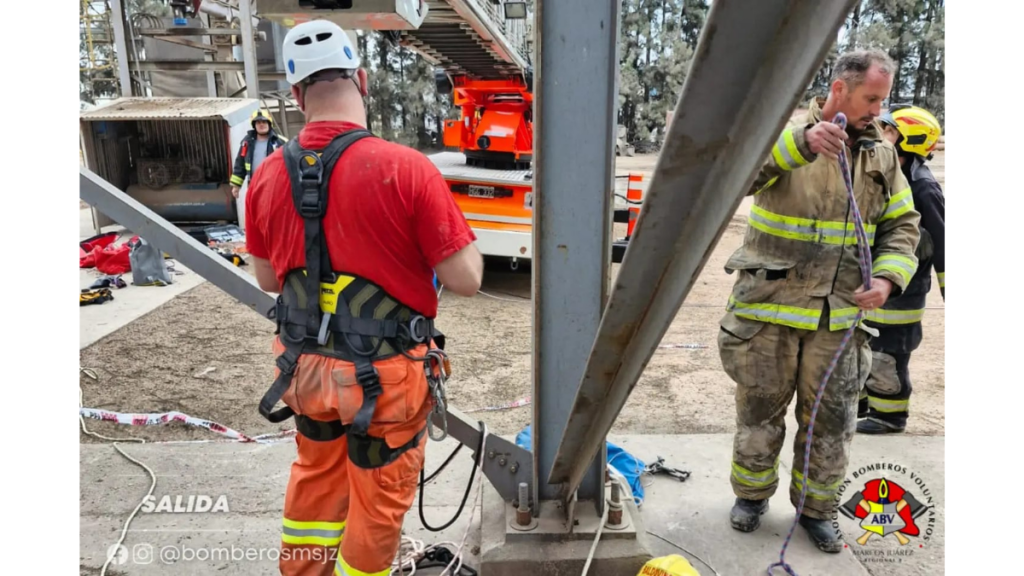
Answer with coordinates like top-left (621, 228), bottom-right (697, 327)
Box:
top-left (93, 243), bottom-right (131, 275)
top-left (80, 232), bottom-right (120, 268)
top-left (87, 235), bottom-right (138, 275)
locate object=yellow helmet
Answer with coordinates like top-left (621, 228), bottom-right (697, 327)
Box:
top-left (879, 104), bottom-right (941, 159)
top-left (251, 109), bottom-right (274, 129)
top-left (636, 555), bottom-right (702, 576)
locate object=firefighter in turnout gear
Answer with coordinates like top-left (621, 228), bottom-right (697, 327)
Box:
top-left (243, 20), bottom-right (483, 576)
top-left (718, 50), bottom-right (921, 553)
top-left (857, 104), bottom-right (945, 434)
top-left (230, 109), bottom-right (287, 198)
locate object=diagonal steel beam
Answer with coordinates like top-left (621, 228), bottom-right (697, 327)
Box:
top-left (80, 168), bottom-right (274, 316)
top-left (80, 167), bottom-right (530, 501)
top-left (547, 0), bottom-right (859, 496)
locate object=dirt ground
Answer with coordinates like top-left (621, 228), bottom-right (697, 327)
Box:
top-left (79, 151), bottom-right (945, 443)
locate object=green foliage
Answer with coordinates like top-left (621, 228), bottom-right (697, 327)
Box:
top-left (79, 0), bottom-right (944, 142)
top-left (806, 0), bottom-right (945, 125)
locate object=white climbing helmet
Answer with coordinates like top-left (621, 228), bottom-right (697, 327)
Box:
top-left (282, 20), bottom-right (361, 85)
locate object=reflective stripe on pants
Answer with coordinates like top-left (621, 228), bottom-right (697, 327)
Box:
top-left (720, 317), bottom-right (871, 519)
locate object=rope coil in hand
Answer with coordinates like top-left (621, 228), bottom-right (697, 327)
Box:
top-left (768, 112), bottom-right (873, 575)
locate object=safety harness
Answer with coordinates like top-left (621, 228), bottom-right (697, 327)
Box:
top-left (259, 129), bottom-right (450, 468)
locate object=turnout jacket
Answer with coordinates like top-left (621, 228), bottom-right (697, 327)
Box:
top-left (231, 129), bottom-right (287, 187)
top-left (723, 98), bottom-right (922, 334)
top-left (863, 154), bottom-right (945, 352)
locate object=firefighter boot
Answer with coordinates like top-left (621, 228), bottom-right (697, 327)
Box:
top-left (729, 498), bottom-right (769, 532)
top-left (799, 515), bottom-right (843, 553)
top-left (857, 418), bottom-right (905, 434)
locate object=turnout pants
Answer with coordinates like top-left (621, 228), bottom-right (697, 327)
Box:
top-left (718, 312), bottom-right (872, 520)
top-left (858, 349), bottom-right (912, 430)
top-left (273, 338), bottom-right (432, 576)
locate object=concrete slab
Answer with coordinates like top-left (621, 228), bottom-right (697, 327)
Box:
top-left (79, 433), bottom-right (944, 576)
top-left (480, 483), bottom-right (653, 576)
top-left (80, 208), bottom-right (207, 349)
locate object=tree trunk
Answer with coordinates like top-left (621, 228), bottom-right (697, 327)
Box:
top-left (889, 6), bottom-right (907, 103)
top-left (378, 34), bottom-right (392, 140)
top-left (849, 0), bottom-right (863, 50)
top-left (913, 0), bottom-right (936, 105)
top-left (400, 52), bottom-right (407, 133)
top-left (643, 1), bottom-right (654, 105)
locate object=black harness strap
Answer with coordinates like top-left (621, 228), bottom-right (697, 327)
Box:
top-left (294, 414), bottom-right (349, 442)
top-left (348, 426), bottom-right (427, 469)
top-left (258, 130), bottom-right (372, 425)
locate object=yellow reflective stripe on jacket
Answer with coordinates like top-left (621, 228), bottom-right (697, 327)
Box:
top-left (792, 469), bottom-right (843, 500)
top-left (230, 174), bottom-right (244, 186)
top-left (879, 187), bottom-right (914, 222)
top-left (244, 162), bottom-right (252, 171)
top-left (335, 555), bottom-right (389, 576)
top-left (731, 460), bottom-right (779, 488)
top-left (873, 254), bottom-right (916, 286)
top-left (728, 296), bottom-right (820, 331)
top-left (937, 271), bottom-right (945, 288)
top-left (755, 175), bottom-right (779, 195)
top-left (829, 307), bottom-right (862, 331)
top-left (748, 205), bottom-right (876, 246)
top-left (864, 308), bottom-right (924, 325)
top-left (868, 397), bottom-right (909, 413)
top-left (282, 518), bottom-right (345, 547)
top-left (771, 128), bottom-right (810, 171)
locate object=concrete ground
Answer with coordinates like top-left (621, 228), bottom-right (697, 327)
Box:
top-left (80, 432), bottom-right (943, 575)
top-left (79, 207), bottom-right (206, 349)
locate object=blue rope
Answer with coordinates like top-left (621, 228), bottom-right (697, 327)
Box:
top-left (767, 113), bottom-right (873, 576)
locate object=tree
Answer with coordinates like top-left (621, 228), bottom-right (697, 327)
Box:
top-left (804, 0), bottom-right (945, 125)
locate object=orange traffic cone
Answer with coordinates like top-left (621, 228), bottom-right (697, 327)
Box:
top-left (626, 173), bottom-right (644, 238)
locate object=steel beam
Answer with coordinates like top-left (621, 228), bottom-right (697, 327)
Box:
top-left (137, 28), bottom-right (265, 37)
top-left (441, 406), bottom-right (533, 502)
top-left (548, 0), bottom-right (859, 497)
top-left (79, 167), bottom-right (523, 500)
top-left (79, 168), bottom-right (274, 317)
top-left (238, 0), bottom-right (260, 98)
top-left (200, 14), bottom-right (218, 97)
top-left (129, 60), bottom-right (250, 72)
top-left (128, 60), bottom-right (288, 81)
top-left (110, 0), bottom-right (132, 96)
top-left (531, 0), bottom-right (621, 516)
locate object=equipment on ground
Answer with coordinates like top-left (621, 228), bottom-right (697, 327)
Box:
top-left (80, 288), bottom-right (115, 306)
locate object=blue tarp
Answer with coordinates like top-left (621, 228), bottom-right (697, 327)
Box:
top-left (514, 425), bottom-right (646, 506)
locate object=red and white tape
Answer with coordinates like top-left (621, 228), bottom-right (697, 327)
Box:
top-left (658, 343), bottom-right (708, 350)
top-left (79, 407), bottom-right (266, 443)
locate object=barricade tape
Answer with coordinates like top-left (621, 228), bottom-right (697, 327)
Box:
top-left (79, 407), bottom-right (273, 443)
top-left (657, 343), bottom-right (709, 350)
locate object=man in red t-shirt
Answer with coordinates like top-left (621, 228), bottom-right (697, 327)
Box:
top-left (245, 20), bottom-right (482, 576)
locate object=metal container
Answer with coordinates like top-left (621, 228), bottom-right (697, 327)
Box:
top-left (80, 97), bottom-right (260, 234)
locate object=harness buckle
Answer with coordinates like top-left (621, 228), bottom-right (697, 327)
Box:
top-left (275, 353), bottom-right (298, 376)
top-left (317, 312), bottom-right (332, 346)
top-left (409, 315), bottom-right (427, 343)
top-left (298, 188), bottom-right (324, 219)
top-left (356, 363), bottom-right (382, 397)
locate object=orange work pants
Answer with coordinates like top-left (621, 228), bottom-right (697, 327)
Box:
top-left (274, 338), bottom-right (432, 576)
